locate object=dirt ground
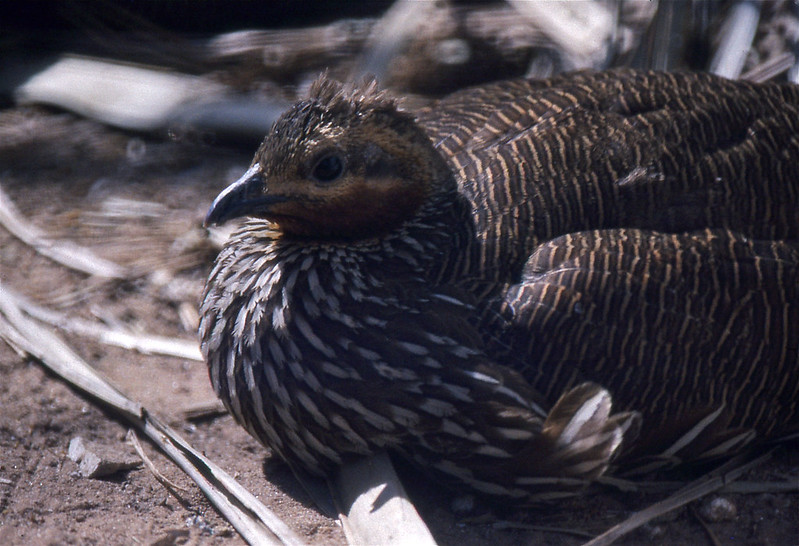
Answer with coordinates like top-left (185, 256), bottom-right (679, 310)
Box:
top-left (0, 106), bottom-right (796, 546)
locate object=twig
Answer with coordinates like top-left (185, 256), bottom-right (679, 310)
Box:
top-left (3, 285), bottom-right (202, 361)
top-left (15, 55), bottom-right (227, 132)
top-left (182, 400), bottom-right (229, 421)
top-left (0, 184), bottom-right (130, 279)
top-left (709, 0), bottom-right (761, 79)
top-left (492, 520), bottom-right (594, 539)
top-left (601, 476), bottom-right (799, 495)
top-left (740, 51), bottom-right (796, 82)
top-left (582, 452), bottom-right (771, 546)
top-left (331, 451), bottom-right (437, 546)
top-left (14, 55), bottom-right (287, 143)
top-left (0, 285), bottom-right (142, 419)
top-left (128, 429), bottom-right (191, 497)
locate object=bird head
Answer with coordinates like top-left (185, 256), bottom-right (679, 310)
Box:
top-left (204, 76), bottom-right (453, 241)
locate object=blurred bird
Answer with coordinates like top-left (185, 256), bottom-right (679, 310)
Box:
top-left (200, 69), bottom-right (799, 502)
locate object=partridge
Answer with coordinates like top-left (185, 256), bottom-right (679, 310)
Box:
top-left (200, 69), bottom-right (799, 501)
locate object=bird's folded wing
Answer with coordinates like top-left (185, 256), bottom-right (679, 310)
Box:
top-left (418, 70), bottom-right (799, 281)
top-left (498, 228), bottom-right (799, 464)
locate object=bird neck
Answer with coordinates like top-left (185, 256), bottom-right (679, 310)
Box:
top-left (250, 180), bottom-right (475, 279)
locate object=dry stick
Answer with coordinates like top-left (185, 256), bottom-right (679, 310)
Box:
top-left (709, 0), bottom-right (761, 79)
top-left (182, 399), bottom-right (229, 421)
top-left (0, 286), bottom-right (142, 419)
top-left (602, 476), bottom-right (798, 495)
top-left (0, 184), bottom-right (129, 279)
top-left (5, 287), bottom-right (202, 361)
top-left (15, 55), bottom-right (228, 132)
top-left (492, 521), bottom-right (594, 539)
top-left (127, 429), bottom-right (190, 496)
top-left (582, 452), bottom-right (772, 546)
top-left (0, 283), bottom-right (305, 546)
top-left (741, 51), bottom-right (796, 82)
top-left (332, 452), bottom-right (438, 546)
top-left (15, 55), bottom-right (284, 143)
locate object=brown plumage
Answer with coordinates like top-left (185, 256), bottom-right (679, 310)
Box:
top-left (200, 69), bottom-right (799, 502)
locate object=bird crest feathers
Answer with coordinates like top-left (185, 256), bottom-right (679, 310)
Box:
top-left (307, 74), bottom-right (400, 120)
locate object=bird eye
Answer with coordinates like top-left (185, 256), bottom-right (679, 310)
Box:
top-left (311, 153), bottom-right (345, 183)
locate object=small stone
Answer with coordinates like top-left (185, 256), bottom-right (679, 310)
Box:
top-left (66, 436), bottom-right (141, 479)
top-left (67, 437), bottom-right (86, 462)
top-left (699, 496), bottom-right (738, 522)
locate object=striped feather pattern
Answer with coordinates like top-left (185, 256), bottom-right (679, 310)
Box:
top-left (419, 69), bottom-right (799, 284)
top-left (201, 69), bottom-right (799, 502)
top-left (200, 221), bottom-right (635, 500)
top-left (493, 228), bottom-right (799, 463)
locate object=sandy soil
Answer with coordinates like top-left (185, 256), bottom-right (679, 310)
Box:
top-left (0, 107), bottom-right (796, 546)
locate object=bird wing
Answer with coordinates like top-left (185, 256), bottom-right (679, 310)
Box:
top-left (496, 228), bottom-right (799, 466)
top-left (417, 70), bottom-right (799, 283)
